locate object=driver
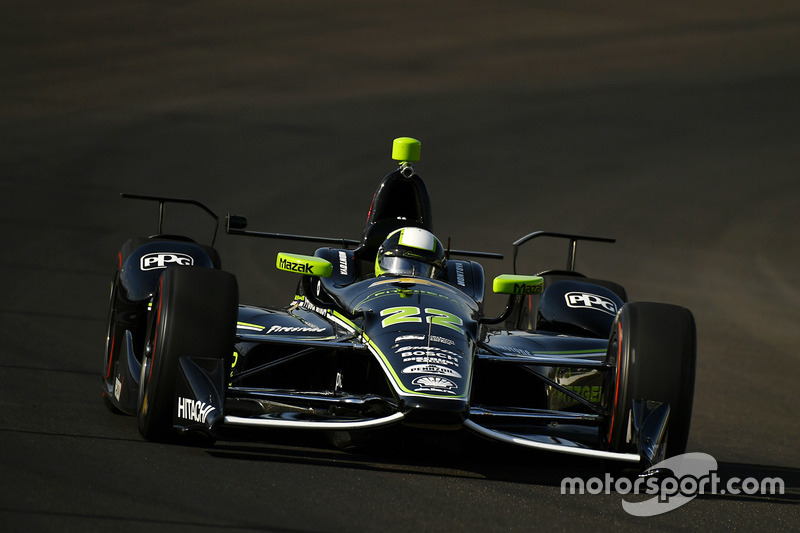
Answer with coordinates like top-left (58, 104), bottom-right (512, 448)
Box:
top-left (374, 227), bottom-right (445, 278)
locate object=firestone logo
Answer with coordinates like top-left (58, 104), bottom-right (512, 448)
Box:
top-left (561, 453), bottom-right (785, 516)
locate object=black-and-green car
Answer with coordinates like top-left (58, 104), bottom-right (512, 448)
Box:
top-left (103, 138), bottom-right (696, 469)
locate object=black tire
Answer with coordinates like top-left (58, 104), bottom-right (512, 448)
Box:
top-left (102, 273), bottom-right (123, 411)
top-left (137, 267), bottom-right (238, 442)
top-left (101, 272), bottom-right (142, 414)
top-left (102, 238), bottom-right (156, 413)
top-left (604, 302), bottom-right (696, 458)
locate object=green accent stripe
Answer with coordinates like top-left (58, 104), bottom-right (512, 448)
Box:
top-left (237, 321), bottom-right (265, 331)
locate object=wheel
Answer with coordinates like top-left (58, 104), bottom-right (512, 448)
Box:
top-left (137, 266), bottom-right (238, 442)
top-left (604, 302), bottom-right (696, 458)
top-left (102, 273), bottom-right (123, 411)
top-left (102, 238), bottom-right (156, 414)
top-left (101, 272), bottom-right (144, 414)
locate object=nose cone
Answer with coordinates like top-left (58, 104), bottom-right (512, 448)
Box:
top-left (401, 396), bottom-right (469, 430)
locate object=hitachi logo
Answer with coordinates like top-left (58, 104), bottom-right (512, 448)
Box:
top-left (176, 397), bottom-right (215, 423)
top-left (278, 258), bottom-right (312, 273)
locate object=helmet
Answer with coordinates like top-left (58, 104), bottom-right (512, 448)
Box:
top-left (374, 227), bottom-right (445, 278)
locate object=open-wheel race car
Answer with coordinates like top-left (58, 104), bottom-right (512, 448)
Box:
top-left (102, 137), bottom-right (696, 468)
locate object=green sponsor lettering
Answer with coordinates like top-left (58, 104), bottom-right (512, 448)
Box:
top-left (275, 253), bottom-right (332, 277)
top-left (492, 274), bottom-right (543, 295)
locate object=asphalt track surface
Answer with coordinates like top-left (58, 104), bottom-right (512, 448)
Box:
top-left (2, 1), bottom-right (799, 531)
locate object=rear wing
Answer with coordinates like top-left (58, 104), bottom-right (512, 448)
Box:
top-left (122, 193), bottom-right (220, 246)
top-left (512, 231), bottom-right (615, 274)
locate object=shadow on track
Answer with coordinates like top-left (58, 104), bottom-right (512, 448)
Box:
top-left (204, 428), bottom-right (800, 504)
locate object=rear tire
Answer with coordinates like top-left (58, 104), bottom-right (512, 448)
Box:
top-left (604, 302), bottom-right (696, 458)
top-left (137, 267), bottom-right (238, 442)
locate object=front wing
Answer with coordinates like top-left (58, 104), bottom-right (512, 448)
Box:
top-left (172, 324), bottom-right (663, 465)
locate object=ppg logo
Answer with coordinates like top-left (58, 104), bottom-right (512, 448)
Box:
top-left (140, 252), bottom-right (194, 271)
top-left (565, 292), bottom-right (618, 315)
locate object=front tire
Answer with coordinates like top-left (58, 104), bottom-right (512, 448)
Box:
top-left (604, 302), bottom-right (696, 458)
top-left (102, 273), bottom-right (125, 412)
top-left (102, 272), bottom-right (144, 414)
top-left (137, 267), bottom-right (238, 442)
top-left (102, 238), bottom-right (158, 414)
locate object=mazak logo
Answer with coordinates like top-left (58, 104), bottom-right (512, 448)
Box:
top-left (278, 257), bottom-right (313, 273)
top-left (514, 283), bottom-right (539, 294)
top-left (565, 292), bottom-right (617, 315)
top-left (140, 252), bottom-right (194, 271)
top-left (176, 397), bottom-right (216, 424)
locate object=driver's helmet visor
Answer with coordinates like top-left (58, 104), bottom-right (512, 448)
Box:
top-left (378, 255), bottom-right (437, 278)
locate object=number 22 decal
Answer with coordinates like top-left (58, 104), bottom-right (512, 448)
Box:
top-left (380, 306), bottom-right (464, 334)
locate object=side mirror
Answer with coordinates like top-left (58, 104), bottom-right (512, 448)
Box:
top-left (276, 252), bottom-right (333, 277)
top-left (481, 275), bottom-right (543, 325)
top-left (226, 214), bottom-right (248, 230)
top-left (492, 274), bottom-right (544, 295)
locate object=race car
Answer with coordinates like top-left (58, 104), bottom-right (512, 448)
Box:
top-left (102, 137), bottom-right (696, 467)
